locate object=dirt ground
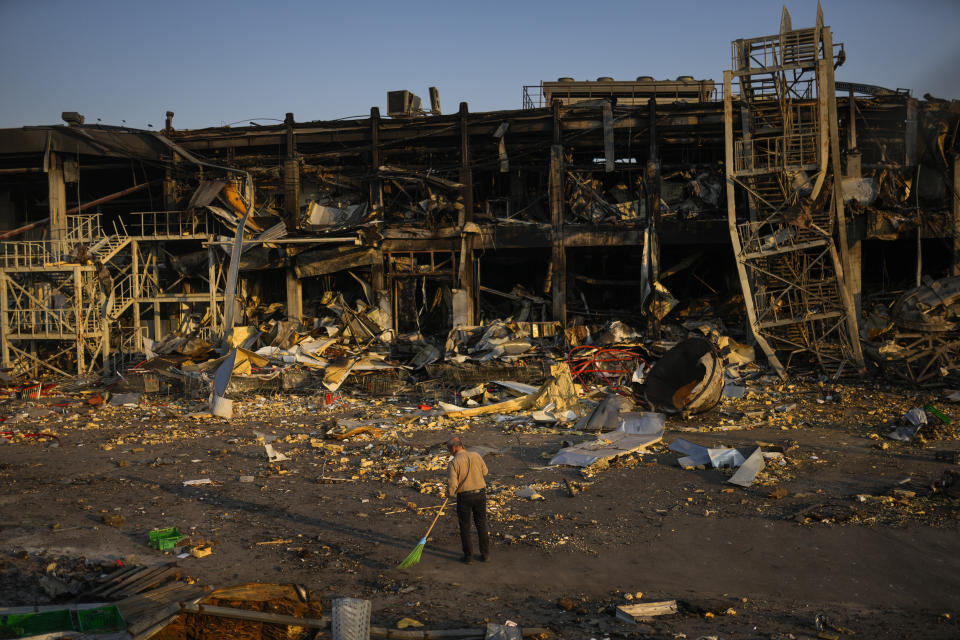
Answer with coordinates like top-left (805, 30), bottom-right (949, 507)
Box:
top-left (2, 378), bottom-right (959, 640)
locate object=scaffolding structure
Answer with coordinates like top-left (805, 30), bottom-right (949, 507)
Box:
top-left (0, 211), bottom-right (225, 377)
top-left (723, 6), bottom-right (864, 377)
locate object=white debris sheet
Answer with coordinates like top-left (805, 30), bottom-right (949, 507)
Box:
top-left (549, 427), bottom-right (664, 467)
top-left (669, 437), bottom-right (767, 487)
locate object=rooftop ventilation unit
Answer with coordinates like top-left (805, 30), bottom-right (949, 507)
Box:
top-left (387, 90), bottom-right (422, 118)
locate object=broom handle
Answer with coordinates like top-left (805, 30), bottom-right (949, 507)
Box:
top-left (422, 497), bottom-right (449, 539)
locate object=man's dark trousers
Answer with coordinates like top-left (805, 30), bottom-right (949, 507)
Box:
top-left (456, 489), bottom-right (489, 558)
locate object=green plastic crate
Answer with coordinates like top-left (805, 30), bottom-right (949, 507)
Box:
top-left (77, 606), bottom-right (125, 633)
top-left (0, 610), bottom-right (74, 638)
top-left (149, 526), bottom-right (184, 550)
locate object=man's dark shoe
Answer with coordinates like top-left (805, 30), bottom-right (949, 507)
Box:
top-left (459, 555), bottom-right (472, 564)
top-left (479, 555), bottom-right (488, 562)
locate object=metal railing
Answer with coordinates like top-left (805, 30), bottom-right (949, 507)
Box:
top-left (734, 131), bottom-right (819, 174)
top-left (110, 274), bottom-right (135, 317)
top-left (0, 240), bottom-right (61, 269)
top-left (66, 214), bottom-right (103, 242)
top-left (7, 308), bottom-right (100, 336)
top-left (737, 220), bottom-right (831, 257)
top-left (732, 28), bottom-right (819, 72)
top-left (522, 81), bottom-right (719, 109)
top-left (124, 211), bottom-right (210, 237)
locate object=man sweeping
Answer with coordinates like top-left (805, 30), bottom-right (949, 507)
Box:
top-left (447, 436), bottom-right (489, 564)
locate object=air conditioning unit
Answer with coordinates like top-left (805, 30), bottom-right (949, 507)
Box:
top-left (387, 90), bottom-right (422, 117)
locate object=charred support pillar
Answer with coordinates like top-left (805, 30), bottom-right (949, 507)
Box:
top-left (550, 100), bottom-right (566, 325)
top-left (285, 269), bottom-right (303, 321)
top-left (283, 113), bottom-right (300, 232)
top-left (550, 145), bottom-right (566, 325)
top-left (846, 221), bottom-right (863, 317)
top-left (47, 153), bottom-right (66, 259)
top-left (101, 317), bottom-right (110, 375)
top-left (73, 267), bottom-right (83, 373)
top-left (644, 97), bottom-right (661, 337)
top-left (602, 101), bottom-right (614, 172)
top-left (371, 254), bottom-right (391, 333)
top-left (163, 152), bottom-right (178, 211)
top-left (845, 92), bottom-right (863, 316)
top-left (208, 246), bottom-right (218, 333)
top-left (457, 102), bottom-right (476, 325)
top-left (369, 107), bottom-right (383, 214)
top-left (953, 154), bottom-right (960, 276)
top-left (151, 246), bottom-right (162, 340)
top-left (459, 102), bottom-right (474, 226)
top-left (846, 90), bottom-right (861, 179)
top-left (132, 240), bottom-right (142, 352)
top-left (163, 110), bottom-right (178, 211)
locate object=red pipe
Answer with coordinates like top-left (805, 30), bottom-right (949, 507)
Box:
top-left (65, 179), bottom-right (161, 215)
top-left (0, 217), bottom-right (50, 241)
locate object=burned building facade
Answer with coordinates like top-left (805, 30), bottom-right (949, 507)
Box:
top-left (0, 7), bottom-right (957, 382)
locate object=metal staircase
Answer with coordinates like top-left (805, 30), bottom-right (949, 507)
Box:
top-left (723, 5), bottom-right (864, 377)
top-left (0, 211), bottom-right (223, 377)
top-left (89, 234), bottom-right (131, 264)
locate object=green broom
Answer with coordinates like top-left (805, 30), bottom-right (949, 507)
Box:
top-left (397, 497), bottom-right (449, 569)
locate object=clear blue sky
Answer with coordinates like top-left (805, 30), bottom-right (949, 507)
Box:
top-left (1, 0), bottom-right (958, 130)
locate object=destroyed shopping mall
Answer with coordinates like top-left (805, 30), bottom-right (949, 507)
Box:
top-left (1, 6), bottom-right (960, 640)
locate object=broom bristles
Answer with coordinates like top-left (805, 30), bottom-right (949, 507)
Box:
top-left (397, 543), bottom-right (425, 569)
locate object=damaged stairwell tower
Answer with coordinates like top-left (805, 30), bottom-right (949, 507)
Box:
top-left (723, 4), bottom-right (864, 377)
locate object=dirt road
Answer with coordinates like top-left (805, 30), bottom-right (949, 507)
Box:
top-left (1, 381), bottom-right (958, 639)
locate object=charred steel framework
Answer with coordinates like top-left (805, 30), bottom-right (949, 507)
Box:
top-left (0, 205), bottom-right (225, 377)
top-left (723, 6), bottom-right (865, 377)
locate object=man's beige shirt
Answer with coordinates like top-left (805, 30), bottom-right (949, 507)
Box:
top-left (447, 449), bottom-right (488, 497)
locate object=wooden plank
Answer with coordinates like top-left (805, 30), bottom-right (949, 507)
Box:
top-left (116, 584), bottom-right (200, 621)
top-left (101, 563), bottom-right (173, 598)
top-left (127, 603), bottom-right (181, 637)
top-left (95, 565), bottom-right (160, 597)
top-left (616, 600), bottom-right (678, 622)
top-left (117, 567), bottom-right (181, 598)
top-left (112, 566), bottom-right (178, 598)
top-left (180, 603), bottom-right (328, 629)
top-left (88, 566), bottom-right (142, 594)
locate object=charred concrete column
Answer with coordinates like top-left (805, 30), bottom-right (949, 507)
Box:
top-left (845, 90), bottom-right (863, 316)
top-left (47, 153), bottom-right (67, 259)
top-left (131, 239), bottom-right (142, 352)
top-left (283, 112), bottom-right (300, 232)
top-left (644, 97), bottom-right (661, 337)
top-left (846, 90), bottom-right (861, 179)
top-left (371, 254), bottom-right (392, 334)
top-left (208, 246), bottom-right (218, 332)
top-left (285, 268), bottom-right (302, 321)
top-left (550, 100), bottom-right (566, 325)
top-left (163, 113), bottom-right (178, 211)
top-left (458, 102), bottom-right (476, 325)
top-left (369, 107), bottom-right (383, 215)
